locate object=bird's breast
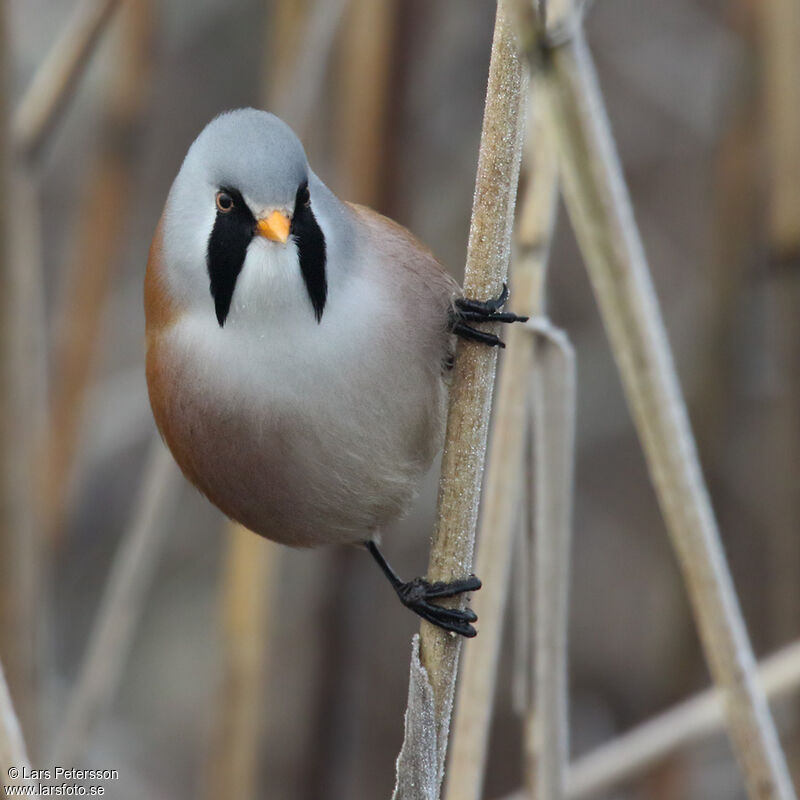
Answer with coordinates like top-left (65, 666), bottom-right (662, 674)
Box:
top-left (146, 304), bottom-right (446, 547)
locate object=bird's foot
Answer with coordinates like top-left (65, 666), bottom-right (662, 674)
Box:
top-left (395, 575), bottom-right (482, 638)
top-left (366, 541), bottom-right (481, 637)
top-left (449, 283), bottom-right (529, 348)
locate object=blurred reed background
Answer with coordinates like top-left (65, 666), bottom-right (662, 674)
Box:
top-left (1, 0), bottom-right (799, 798)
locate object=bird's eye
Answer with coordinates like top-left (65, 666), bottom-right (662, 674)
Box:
top-left (300, 183), bottom-right (310, 207)
top-left (216, 191), bottom-right (234, 213)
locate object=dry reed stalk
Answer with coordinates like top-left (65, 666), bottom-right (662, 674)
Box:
top-left (758, 0), bottom-right (800, 650)
top-left (511, 490), bottom-right (530, 716)
top-left (11, 0), bottom-right (123, 161)
top-left (756, 3), bottom-right (800, 780)
top-left (526, 317), bottom-right (575, 800)
top-left (0, 659), bottom-right (36, 796)
top-left (0, 172), bottom-right (46, 751)
top-left (761, 0), bottom-right (800, 255)
top-left (510, 4), bottom-right (795, 798)
top-left (394, 3), bottom-right (527, 796)
top-left (0, 5), bottom-right (47, 745)
top-left (273, 0), bottom-right (349, 134)
top-left (566, 638), bottom-right (800, 799)
top-left (523, 26), bottom-right (573, 798)
top-left (0, 2), bottom-right (10, 642)
top-left (44, 0), bottom-right (152, 541)
top-left (50, 439), bottom-right (180, 766)
top-left (335, 0), bottom-right (395, 204)
top-left (510, 494), bottom-right (533, 720)
top-left (204, 524), bottom-right (277, 800)
top-left (444, 101), bottom-right (558, 800)
top-left (262, 0), bottom-right (309, 108)
top-left (694, 25), bottom-right (758, 470)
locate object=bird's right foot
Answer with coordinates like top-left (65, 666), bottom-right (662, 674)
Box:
top-left (449, 283), bottom-right (528, 349)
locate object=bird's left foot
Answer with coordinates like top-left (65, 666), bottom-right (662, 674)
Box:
top-left (366, 541), bottom-right (481, 637)
top-left (395, 575), bottom-right (482, 637)
top-left (449, 283), bottom-right (529, 349)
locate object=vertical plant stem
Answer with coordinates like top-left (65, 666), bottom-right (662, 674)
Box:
top-left (335, 0), bottom-right (394, 204)
top-left (0, 8), bottom-right (12, 757)
top-left (0, 3), bottom-right (46, 747)
top-left (50, 439), bottom-right (180, 766)
top-left (414, 0), bottom-right (527, 792)
top-left (0, 0), bottom-right (19, 749)
top-left (761, 0), bottom-right (800, 256)
top-left (694, 6), bottom-right (758, 471)
top-left (511, 491), bottom-right (530, 716)
top-left (275, 0), bottom-right (349, 136)
top-left (44, 0), bottom-right (152, 541)
top-left (205, 524), bottom-right (276, 800)
top-left (444, 100), bottom-right (557, 800)
top-left (527, 318), bottom-right (576, 800)
top-left (514, 6), bottom-right (795, 798)
top-left (11, 0), bottom-right (123, 161)
top-left (206, 530), bottom-right (274, 795)
top-left (1, 172), bottom-right (45, 752)
top-left (520, 103), bottom-right (572, 800)
top-left (758, 0), bottom-right (800, 652)
top-left (0, 659), bottom-right (36, 796)
top-left (443, 286), bottom-right (530, 800)
top-left (262, 0), bottom-right (309, 109)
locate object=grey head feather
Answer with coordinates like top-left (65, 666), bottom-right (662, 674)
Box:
top-left (163, 108), bottom-right (358, 316)
top-left (184, 108), bottom-right (309, 209)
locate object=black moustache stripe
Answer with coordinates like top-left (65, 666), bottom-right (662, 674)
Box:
top-left (206, 181), bottom-right (327, 326)
top-left (207, 187), bottom-right (255, 327)
top-left (291, 180), bottom-right (327, 322)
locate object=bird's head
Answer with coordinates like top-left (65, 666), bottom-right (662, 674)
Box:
top-left (159, 109), bottom-right (335, 328)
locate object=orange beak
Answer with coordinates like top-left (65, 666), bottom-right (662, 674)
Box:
top-left (256, 210), bottom-right (291, 243)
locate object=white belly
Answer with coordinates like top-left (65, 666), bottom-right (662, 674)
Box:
top-left (153, 295), bottom-right (447, 547)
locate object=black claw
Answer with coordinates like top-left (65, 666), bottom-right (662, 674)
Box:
top-left (414, 604), bottom-right (477, 637)
top-left (456, 310), bottom-right (529, 324)
top-left (395, 576), bottom-right (481, 637)
top-left (451, 321), bottom-right (506, 348)
top-left (449, 283), bottom-right (528, 350)
top-left (422, 575), bottom-right (482, 598)
top-left (417, 600), bottom-right (477, 625)
top-left (455, 283), bottom-right (510, 314)
top-left (366, 541), bottom-right (481, 638)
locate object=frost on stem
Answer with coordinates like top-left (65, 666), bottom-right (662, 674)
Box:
top-left (392, 636), bottom-right (438, 800)
top-left (395, 0), bottom-right (527, 796)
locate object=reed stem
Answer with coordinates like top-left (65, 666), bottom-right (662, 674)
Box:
top-left (395, 2), bottom-right (527, 795)
top-left (12, 0), bottom-right (123, 161)
top-left (444, 99), bottom-right (558, 800)
top-left (50, 439), bottom-right (180, 766)
top-left (510, 4), bottom-right (795, 797)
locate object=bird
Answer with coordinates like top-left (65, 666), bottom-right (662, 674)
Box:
top-left (145, 109), bottom-right (526, 637)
